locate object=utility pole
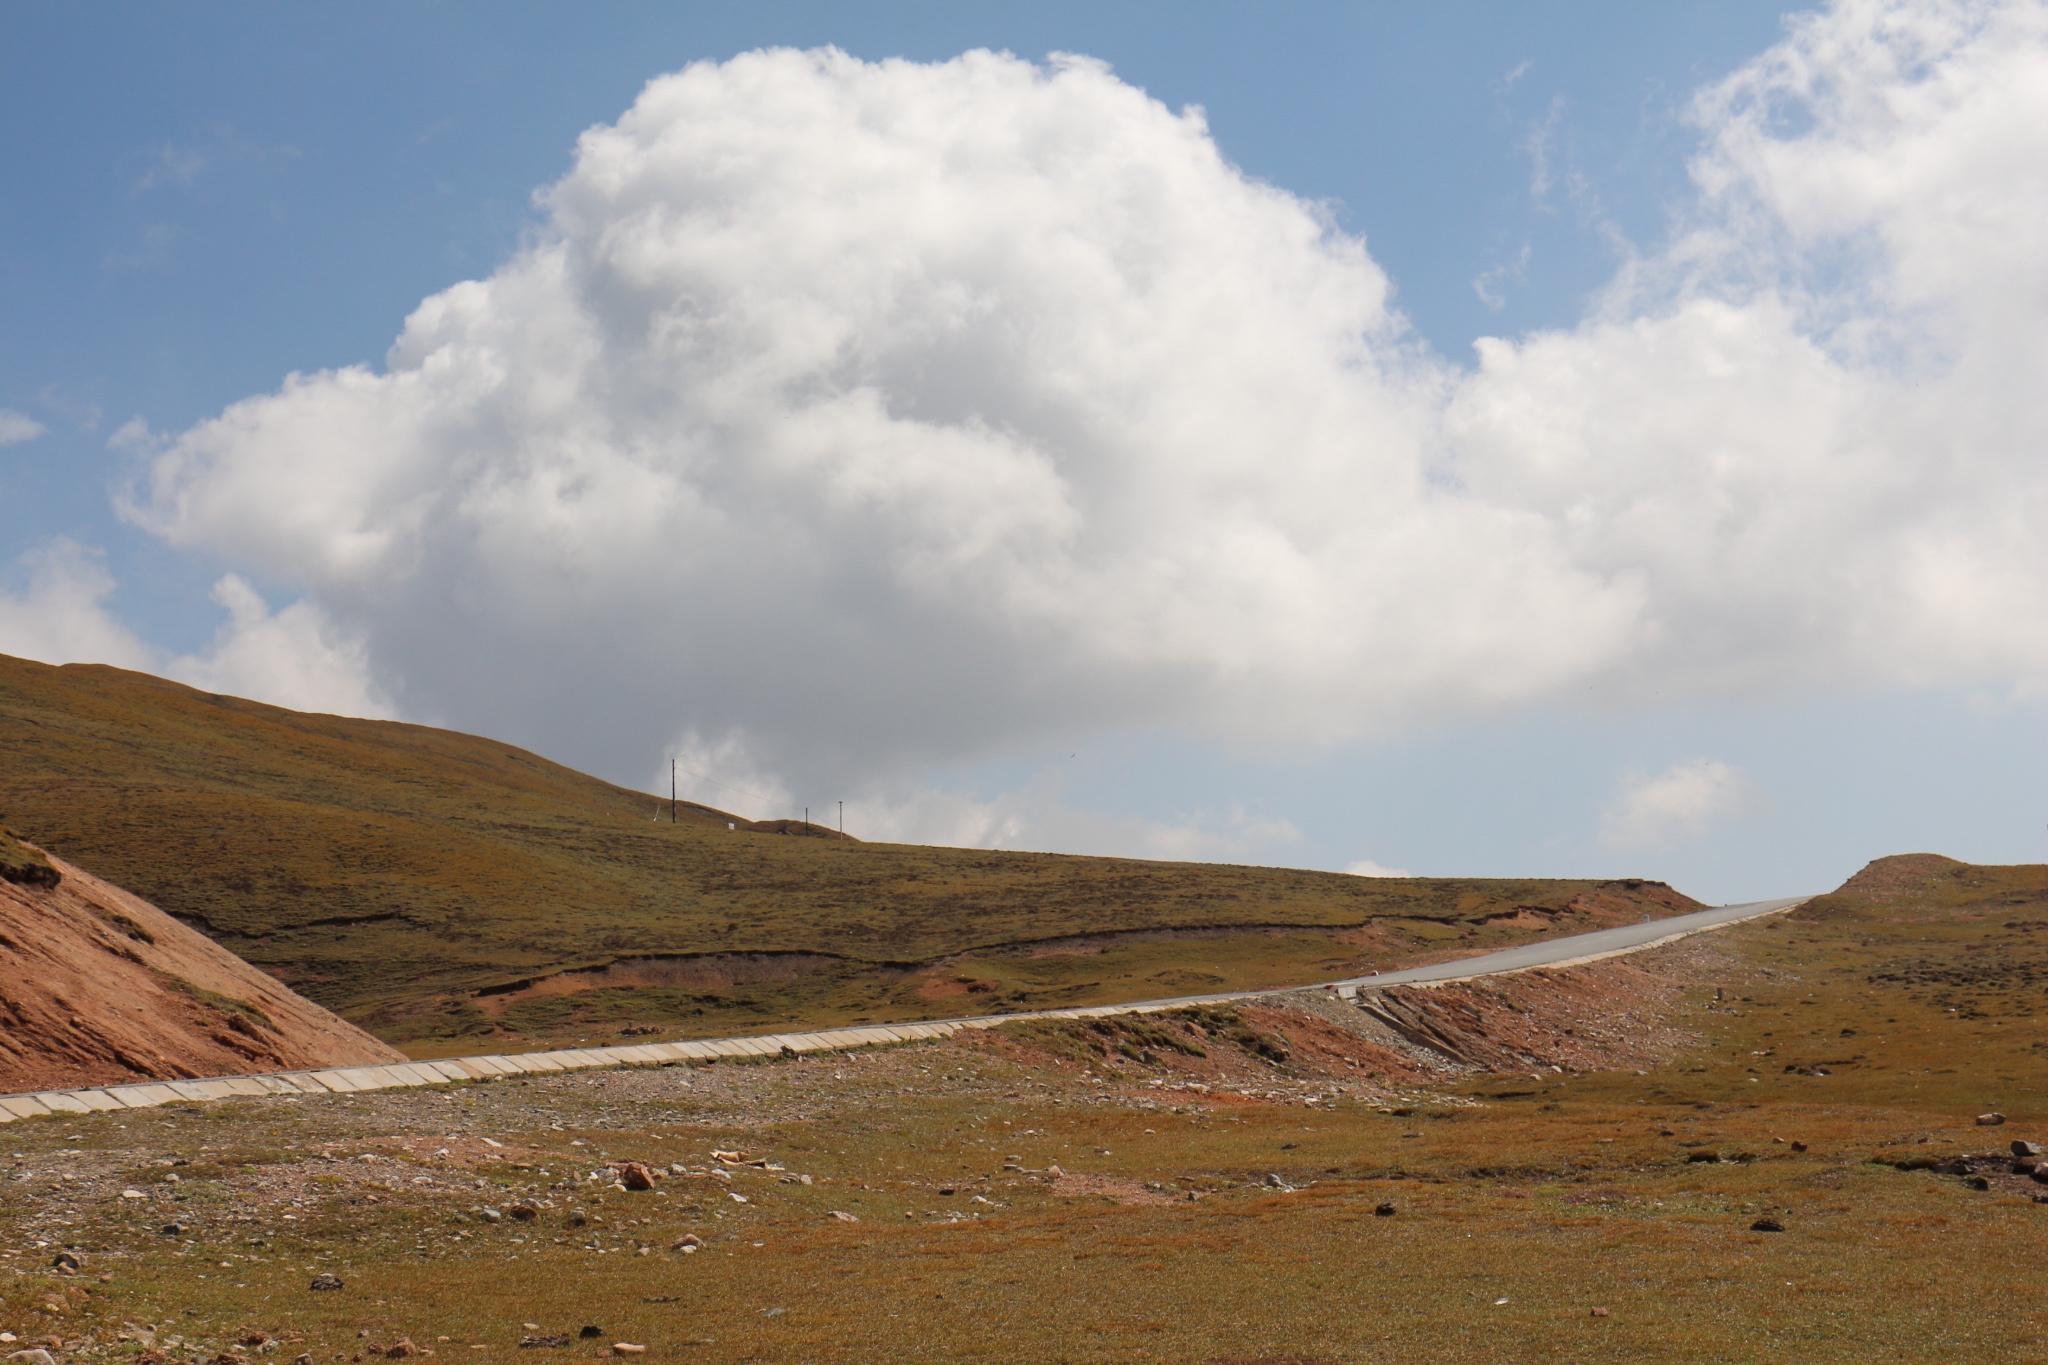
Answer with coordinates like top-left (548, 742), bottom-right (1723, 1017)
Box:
top-left (670, 759), bottom-right (676, 823)
top-left (838, 800), bottom-right (843, 835)
top-left (804, 806), bottom-right (809, 830)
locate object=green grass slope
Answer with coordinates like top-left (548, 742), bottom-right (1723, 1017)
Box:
top-left (0, 654), bottom-right (1700, 1050)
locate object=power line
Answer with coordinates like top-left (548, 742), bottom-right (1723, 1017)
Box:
top-left (669, 761), bottom-right (801, 819)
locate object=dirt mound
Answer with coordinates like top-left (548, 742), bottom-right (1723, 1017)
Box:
top-left (0, 843), bottom-right (403, 1093)
top-left (1836, 853), bottom-right (1969, 900)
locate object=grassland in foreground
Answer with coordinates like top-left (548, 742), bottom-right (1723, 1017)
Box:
top-left (0, 654), bottom-right (1696, 1052)
top-left (3, 854), bottom-right (2044, 1363)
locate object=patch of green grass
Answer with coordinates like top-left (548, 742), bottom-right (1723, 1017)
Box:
top-left (0, 823), bottom-right (58, 888)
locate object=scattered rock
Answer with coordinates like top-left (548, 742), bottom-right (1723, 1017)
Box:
top-left (829, 1211), bottom-right (859, 1223)
top-left (2033, 1166), bottom-right (2048, 1186)
top-left (567, 1210), bottom-right (588, 1228)
top-left (2012, 1140), bottom-right (2043, 1157)
top-left (308, 1273), bottom-right (344, 1292)
top-left (617, 1163), bottom-right (656, 1192)
top-left (1262, 1173), bottom-right (1294, 1191)
top-left (7, 1350), bottom-right (58, 1365)
top-left (577, 1329), bottom-right (604, 1341)
top-left (1790, 1140), bottom-right (1808, 1153)
top-left (937, 1187), bottom-right (956, 1196)
top-left (507, 1204), bottom-right (539, 1222)
top-left (380, 1341), bottom-right (421, 1359)
top-left (669, 1234), bottom-right (704, 1251)
top-left (517, 1338), bottom-right (568, 1350)
top-left (1590, 1307), bottom-right (1610, 1319)
top-left (1749, 1218), bottom-right (1785, 1233)
top-left (2017, 1156), bottom-right (2044, 1175)
top-left (1685, 1150), bottom-right (1719, 1164)
top-left (1373, 1203), bottom-right (1397, 1218)
top-left (160, 1223), bottom-right (186, 1237)
top-left (1967, 1176), bottom-right (1991, 1191)
top-left (611, 1347), bottom-right (646, 1357)
top-left (51, 1252), bottom-right (82, 1273)
top-left (1977, 1113), bottom-right (2007, 1127)
top-left (479, 1208), bottom-right (503, 1224)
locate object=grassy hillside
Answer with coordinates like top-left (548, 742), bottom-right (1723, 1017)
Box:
top-left (0, 653), bottom-right (1699, 1049)
top-left (4, 855), bottom-right (2045, 1362)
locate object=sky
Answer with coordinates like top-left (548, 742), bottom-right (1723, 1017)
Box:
top-left (1, 0), bottom-right (2043, 903)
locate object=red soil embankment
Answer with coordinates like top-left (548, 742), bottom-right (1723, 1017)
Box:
top-left (0, 843), bottom-right (403, 1093)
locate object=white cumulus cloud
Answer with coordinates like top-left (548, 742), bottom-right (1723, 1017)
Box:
top-left (1600, 758), bottom-right (1754, 851)
top-left (120, 3), bottom-right (2048, 810)
top-left (1345, 858), bottom-right (1413, 878)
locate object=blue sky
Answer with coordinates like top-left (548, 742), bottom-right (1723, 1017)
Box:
top-left (2, 1), bottom-right (2042, 902)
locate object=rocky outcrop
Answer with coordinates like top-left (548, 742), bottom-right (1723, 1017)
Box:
top-left (0, 842), bottom-right (404, 1093)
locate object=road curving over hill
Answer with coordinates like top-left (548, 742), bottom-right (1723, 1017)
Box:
top-left (0, 894), bottom-right (1806, 1119)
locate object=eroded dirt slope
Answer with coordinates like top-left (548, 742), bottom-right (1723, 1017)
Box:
top-left (0, 841), bottom-right (403, 1092)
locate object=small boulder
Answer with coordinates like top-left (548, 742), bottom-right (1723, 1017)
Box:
top-left (51, 1252), bottom-right (82, 1274)
top-left (2012, 1140), bottom-right (2043, 1157)
top-left (160, 1223), bottom-right (186, 1237)
top-left (1373, 1203), bottom-right (1397, 1218)
top-left (829, 1211), bottom-right (859, 1223)
top-left (577, 1329), bottom-right (604, 1342)
top-left (507, 1204), bottom-right (539, 1222)
top-left (1590, 1307), bottom-right (1610, 1319)
top-left (308, 1273), bottom-right (344, 1292)
top-left (7, 1350), bottom-right (58, 1365)
top-left (381, 1341), bottom-right (421, 1359)
top-left (1685, 1150), bottom-right (1720, 1164)
top-left (2032, 1166), bottom-right (2048, 1186)
top-left (1977, 1113), bottom-right (2007, 1127)
top-left (611, 1348), bottom-right (646, 1358)
top-left (1967, 1176), bottom-right (1991, 1191)
top-left (669, 1234), bottom-right (704, 1251)
top-left (1789, 1140), bottom-right (1808, 1153)
top-left (1749, 1218), bottom-right (1785, 1232)
top-left (617, 1163), bottom-right (657, 1192)
top-left (478, 1208), bottom-right (503, 1224)
top-left (517, 1338), bottom-right (568, 1350)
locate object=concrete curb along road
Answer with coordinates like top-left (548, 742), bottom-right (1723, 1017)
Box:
top-left (0, 896), bottom-right (1808, 1122)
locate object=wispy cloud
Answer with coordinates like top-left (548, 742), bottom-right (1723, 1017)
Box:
top-left (1473, 242), bottom-right (1532, 310)
top-left (0, 409), bottom-right (46, 446)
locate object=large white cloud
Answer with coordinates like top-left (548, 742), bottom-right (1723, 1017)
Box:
top-left (126, 3), bottom-right (2047, 804)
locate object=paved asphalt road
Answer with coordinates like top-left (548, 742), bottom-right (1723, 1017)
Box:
top-left (1325, 895), bottom-right (1812, 995)
top-left (0, 894), bottom-right (1811, 1116)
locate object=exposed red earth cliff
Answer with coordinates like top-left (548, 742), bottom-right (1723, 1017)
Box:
top-left (0, 833), bottom-right (403, 1092)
